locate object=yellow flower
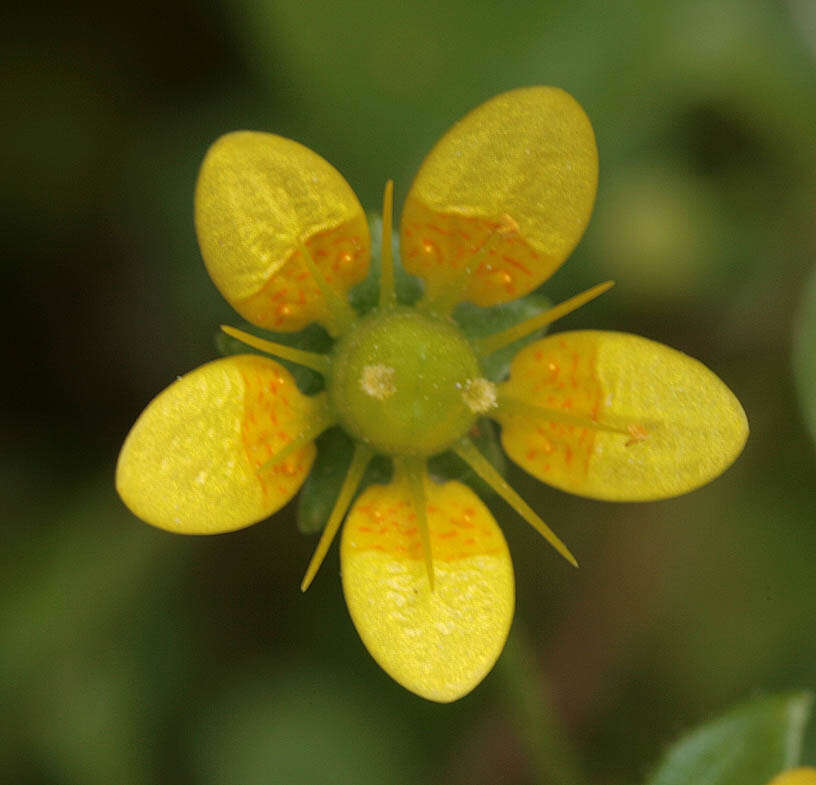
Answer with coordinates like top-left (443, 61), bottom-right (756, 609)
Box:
top-left (767, 769), bottom-right (816, 785)
top-left (116, 87), bottom-right (748, 702)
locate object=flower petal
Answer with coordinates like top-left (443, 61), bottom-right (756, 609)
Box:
top-left (340, 477), bottom-right (514, 702)
top-left (195, 132), bottom-right (370, 331)
top-left (116, 355), bottom-right (322, 533)
top-left (400, 87), bottom-right (597, 307)
top-left (767, 769), bottom-right (816, 785)
top-left (496, 331), bottom-right (748, 501)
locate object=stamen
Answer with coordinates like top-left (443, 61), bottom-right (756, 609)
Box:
top-left (497, 394), bottom-right (636, 437)
top-left (378, 180), bottom-right (396, 309)
top-left (257, 406), bottom-right (335, 474)
top-left (220, 325), bottom-right (332, 375)
top-left (360, 364), bottom-right (396, 400)
top-left (294, 239), bottom-right (357, 336)
top-left (300, 443), bottom-right (374, 592)
top-left (398, 457), bottom-right (435, 591)
top-left (461, 377), bottom-right (498, 414)
top-left (474, 281), bottom-right (615, 358)
top-left (423, 214), bottom-right (520, 316)
top-left (454, 437), bottom-right (578, 567)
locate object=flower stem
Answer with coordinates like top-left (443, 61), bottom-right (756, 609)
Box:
top-left (497, 625), bottom-right (586, 785)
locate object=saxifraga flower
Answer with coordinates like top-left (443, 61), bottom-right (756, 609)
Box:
top-left (116, 87), bottom-right (748, 702)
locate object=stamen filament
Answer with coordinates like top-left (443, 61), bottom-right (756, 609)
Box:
top-left (300, 443), bottom-right (374, 592)
top-left (454, 437), bottom-right (578, 568)
top-left (397, 457), bottom-right (435, 591)
top-left (378, 180), bottom-right (396, 309)
top-left (220, 325), bottom-right (332, 375)
top-left (422, 215), bottom-right (520, 316)
top-left (474, 281), bottom-right (615, 358)
top-left (295, 240), bottom-right (357, 336)
top-left (497, 394), bottom-right (631, 437)
top-left (257, 407), bottom-right (335, 474)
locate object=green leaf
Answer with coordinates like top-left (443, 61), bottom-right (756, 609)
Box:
top-left (794, 265), bottom-right (816, 447)
top-left (644, 692), bottom-right (813, 785)
top-left (453, 292), bottom-right (552, 381)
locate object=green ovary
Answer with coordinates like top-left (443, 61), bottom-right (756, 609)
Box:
top-left (328, 308), bottom-right (482, 457)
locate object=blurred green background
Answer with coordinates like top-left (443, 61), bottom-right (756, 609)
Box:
top-left (3, 0), bottom-right (816, 782)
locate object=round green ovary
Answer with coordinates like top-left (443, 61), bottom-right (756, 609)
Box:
top-left (329, 309), bottom-right (481, 456)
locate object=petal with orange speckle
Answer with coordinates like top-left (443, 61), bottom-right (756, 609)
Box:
top-left (340, 477), bottom-right (514, 702)
top-left (399, 87), bottom-right (597, 307)
top-left (496, 331), bottom-right (749, 501)
top-left (116, 355), bottom-right (322, 533)
top-left (195, 132), bottom-right (370, 331)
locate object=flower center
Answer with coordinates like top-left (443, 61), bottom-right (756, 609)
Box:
top-left (328, 308), bottom-right (487, 456)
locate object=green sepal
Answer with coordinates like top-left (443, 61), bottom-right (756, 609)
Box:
top-left (644, 692), bottom-right (813, 785)
top-left (215, 322), bottom-right (331, 395)
top-left (453, 292), bottom-right (553, 381)
top-left (296, 427), bottom-right (392, 535)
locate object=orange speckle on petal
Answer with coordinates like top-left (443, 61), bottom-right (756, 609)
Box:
top-left (234, 216), bottom-right (369, 332)
top-left (344, 480), bottom-right (504, 562)
top-left (237, 357), bottom-right (315, 502)
top-left (400, 198), bottom-right (548, 306)
top-left (498, 334), bottom-right (602, 488)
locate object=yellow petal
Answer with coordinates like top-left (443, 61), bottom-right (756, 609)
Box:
top-left (400, 87), bottom-right (597, 307)
top-left (496, 331), bottom-right (748, 501)
top-left (767, 769), bottom-right (816, 785)
top-left (116, 355), bottom-right (322, 533)
top-left (340, 477), bottom-right (514, 702)
top-left (195, 131), bottom-right (370, 331)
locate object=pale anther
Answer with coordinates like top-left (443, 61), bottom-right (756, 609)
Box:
top-left (360, 364), bottom-right (396, 400)
top-left (625, 423), bottom-right (649, 446)
top-left (462, 377), bottom-right (498, 414)
top-left (496, 213), bottom-right (520, 236)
